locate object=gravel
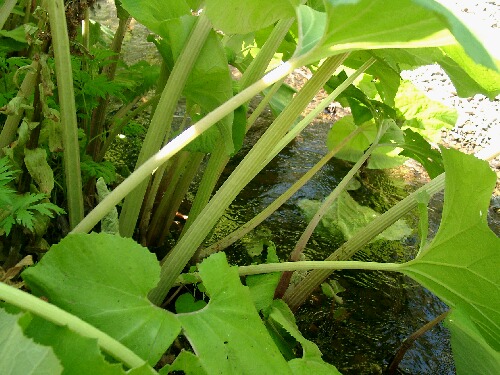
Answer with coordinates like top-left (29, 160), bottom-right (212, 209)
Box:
top-left (400, 1), bottom-right (500, 181)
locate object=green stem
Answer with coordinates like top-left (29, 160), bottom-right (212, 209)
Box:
top-left (71, 55), bottom-right (309, 234)
top-left (0, 61), bottom-right (39, 155)
top-left (180, 145), bottom-right (226, 237)
top-left (0, 282), bottom-right (155, 371)
top-left (0, 0), bottom-right (17, 29)
top-left (182, 19), bottom-right (294, 236)
top-left (197, 59), bottom-right (374, 257)
top-left (148, 54), bottom-right (347, 305)
top-left (283, 172), bottom-right (446, 311)
top-left (274, 120), bottom-right (388, 298)
top-left (175, 260), bottom-right (403, 285)
top-left (199, 125), bottom-right (362, 258)
top-left (47, 0), bottom-right (84, 229)
top-left (239, 18), bottom-right (295, 89)
top-left (118, 14), bottom-right (212, 237)
top-left (292, 121), bottom-right (387, 261)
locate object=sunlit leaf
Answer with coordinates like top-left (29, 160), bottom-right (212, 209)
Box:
top-left (295, 0), bottom-right (454, 62)
top-left (445, 308), bottom-right (500, 375)
top-left (204, 0), bottom-right (296, 34)
top-left (413, 0), bottom-right (497, 70)
top-left (396, 80), bottom-right (457, 142)
top-left (0, 309), bottom-right (62, 374)
top-left (400, 148), bottom-right (500, 350)
top-left (22, 233), bottom-right (181, 365)
top-left (118, 0), bottom-right (190, 35)
top-left (176, 253), bottom-right (292, 374)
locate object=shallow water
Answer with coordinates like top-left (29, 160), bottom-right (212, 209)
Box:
top-left (208, 120), bottom-right (489, 374)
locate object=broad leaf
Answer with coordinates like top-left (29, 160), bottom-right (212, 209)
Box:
top-left (445, 308), bottom-right (500, 375)
top-left (268, 300), bottom-right (342, 374)
top-left (375, 47), bottom-right (500, 99)
top-left (24, 317), bottom-right (131, 375)
top-left (295, 1), bottom-right (454, 62)
top-left (298, 191), bottom-right (411, 241)
top-left (398, 129), bottom-right (444, 179)
top-left (204, 0), bottom-right (296, 34)
top-left (400, 148), bottom-right (500, 350)
top-left (22, 233), bottom-right (181, 365)
top-left (0, 309), bottom-right (62, 374)
top-left (119, 0), bottom-right (190, 35)
top-left (176, 253), bottom-right (292, 374)
top-left (413, 0), bottom-right (497, 70)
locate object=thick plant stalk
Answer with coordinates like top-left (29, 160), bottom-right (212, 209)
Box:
top-left (275, 122), bottom-right (388, 298)
top-left (198, 127), bottom-right (361, 258)
top-left (47, 0), bottom-right (84, 228)
top-left (0, 0), bottom-right (17, 29)
top-left (72, 54), bottom-right (311, 235)
top-left (283, 172), bottom-right (446, 311)
top-left (148, 55), bottom-right (348, 305)
top-left (197, 58), bottom-right (375, 256)
top-left (181, 19), bottom-right (295, 236)
top-left (0, 282), bottom-right (155, 372)
top-left (0, 61), bottom-right (39, 154)
top-left (118, 14), bottom-right (212, 237)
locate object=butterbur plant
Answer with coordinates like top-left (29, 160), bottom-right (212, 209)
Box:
top-left (0, 0), bottom-right (499, 373)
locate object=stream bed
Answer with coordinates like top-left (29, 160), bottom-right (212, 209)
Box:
top-left (206, 119), bottom-right (500, 374)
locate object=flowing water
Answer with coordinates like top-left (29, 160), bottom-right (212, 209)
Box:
top-left (206, 119), bottom-right (500, 374)
top-left (91, 3), bottom-right (500, 372)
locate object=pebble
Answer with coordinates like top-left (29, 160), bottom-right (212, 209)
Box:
top-left (401, 1), bottom-right (500, 159)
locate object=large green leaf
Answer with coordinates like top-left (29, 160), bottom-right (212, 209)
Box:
top-left (175, 253), bottom-right (293, 374)
top-left (22, 233), bottom-right (181, 365)
top-left (295, 0), bottom-right (454, 62)
top-left (400, 148), bottom-right (500, 350)
top-left (0, 309), bottom-right (62, 374)
top-left (375, 47), bottom-right (500, 99)
top-left (267, 300), bottom-right (342, 374)
top-left (413, 0), bottom-right (497, 70)
top-left (204, 0), bottom-right (296, 34)
top-left (445, 309), bottom-right (500, 375)
top-left (24, 317), bottom-right (137, 375)
top-left (119, 0), bottom-right (190, 35)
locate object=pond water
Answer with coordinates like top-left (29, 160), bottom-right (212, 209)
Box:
top-left (205, 118), bottom-right (499, 374)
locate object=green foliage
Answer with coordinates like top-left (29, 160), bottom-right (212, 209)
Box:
top-left (80, 155), bottom-right (116, 184)
top-left (22, 233), bottom-right (181, 366)
top-left (400, 148), bottom-right (500, 351)
top-left (0, 157), bottom-right (64, 236)
top-left (298, 190), bottom-right (411, 241)
top-left (7, 234), bottom-right (339, 373)
top-left (0, 309), bottom-right (62, 374)
top-left (2, 0), bottom-right (499, 373)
